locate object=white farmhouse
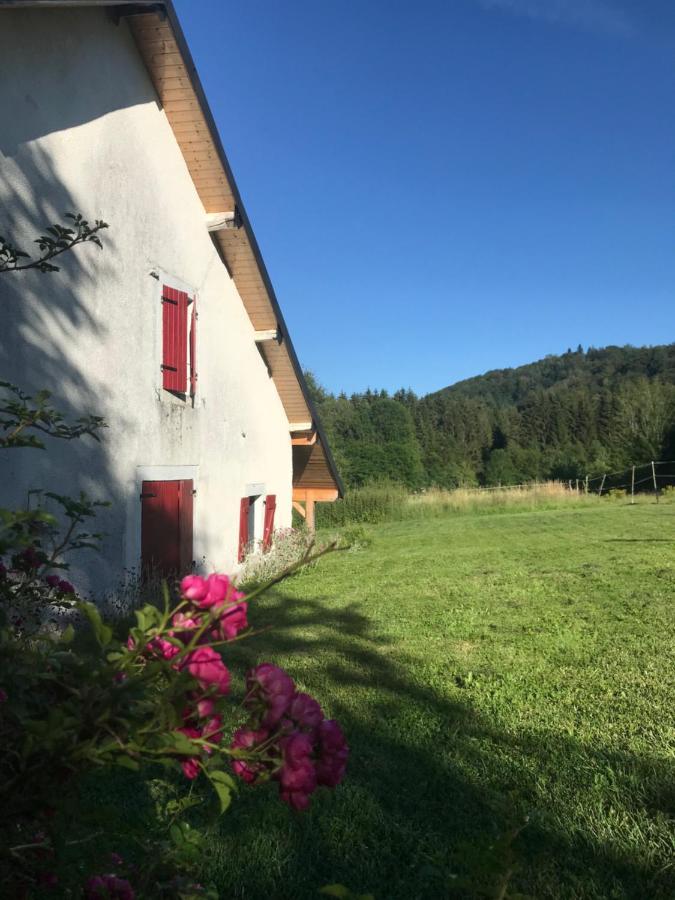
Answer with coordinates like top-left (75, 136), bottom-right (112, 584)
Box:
top-left (0, 0), bottom-right (342, 596)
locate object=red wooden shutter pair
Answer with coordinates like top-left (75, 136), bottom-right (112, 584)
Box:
top-left (263, 494), bottom-right (276, 551)
top-left (162, 286), bottom-right (197, 395)
top-left (141, 479), bottom-right (193, 578)
top-left (238, 497), bottom-right (250, 563)
top-left (189, 297), bottom-right (198, 398)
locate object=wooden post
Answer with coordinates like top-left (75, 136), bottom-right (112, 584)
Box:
top-left (575, 478), bottom-right (579, 493)
top-left (568, 480), bottom-right (572, 491)
top-left (599, 473), bottom-right (606, 496)
top-left (631, 466), bottom-right (635, 504)
top-left (652, 460), bottom-right (659, 502)
top-left (584, 475), bottom-right (589, 494)
top-left (306, 491), bottom-right (316, 532)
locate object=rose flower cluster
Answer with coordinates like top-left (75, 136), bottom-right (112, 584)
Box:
top-left (231, 663), bottom-right (349, 810)
top-left (130, 573), bottom-right (248, 779)
top-left (131, 573), bottom-right (348, 809)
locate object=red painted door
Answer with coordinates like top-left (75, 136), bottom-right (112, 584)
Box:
top-left (141, 479), bottom-right (193, 578)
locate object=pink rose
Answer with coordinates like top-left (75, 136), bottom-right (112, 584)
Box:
top-left (246, 663), bottom-right (295, 727)
top-left (230, 727), bottom-right (269, 784)
top-left (289, 692), bottom-right (324, 731)
top-left (277, 732), bottom-right (317, 808)
top-left (212, 601), bottom-right (248, 641)
top-left (202, 715), bottom-right (223, 750)
top-left (281, 732), bottom-right (313, 766)
top-left (171, 611), bottom-right (202, 637)
top-left (181, 758), bottom-right (201, 780)
top-left (180, 574), bottom-right (209, 603)
top-left (195, 696), bottom-right (216, 718)
top-left (315, 719), bottom-right (349, 787)
top-left (149, 637), bottom-right (180, 660)
top-left (181, 646), bottom-right (230, 695)
top-left (46, 574), bottom-right (60, 588)
top-left (58, 580), bottom-right (75, 594)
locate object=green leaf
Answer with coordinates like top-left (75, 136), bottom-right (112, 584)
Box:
top-left (78, 600), bottom-right (113, 647)
top-left (209, 770), bottom-right (236, 789)
top-left (319, 887), bottom-right (351, 899)
top-left (211, 778), bottom-right (232, 814)
top-left (165, 730), bottom-right (199, 755)
top-left (115, 756), bottom-right (140, 771)
top-left (60, 624), bottom-right (74, 644)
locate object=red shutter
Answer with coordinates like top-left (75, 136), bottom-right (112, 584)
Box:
top-left (263, 494), bottom-right (276, 551)
top-left (189, 296), bottom-right (198, 398)
top-left (141, 480), bottom-right (180, 577)
top-left (178, 479), bottom-right (194, 574)
top-left (238, 497), bottom-right (250, 563)
top-left (162, 285), bottom-right (188, 393)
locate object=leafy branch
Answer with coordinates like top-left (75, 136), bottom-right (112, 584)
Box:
top-left (0, 381), bottom-right (106, 450)
top-left (0, 213), bottom-right (108, 274)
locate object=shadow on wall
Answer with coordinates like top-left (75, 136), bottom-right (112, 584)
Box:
top-left (213, 590), bottom-right (675, 899)
top-left (0, 138), bottom-right (126, 597)
top-left (0, 7), bottom-right (165, 598)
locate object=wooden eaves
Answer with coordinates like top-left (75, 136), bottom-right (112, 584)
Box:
top-left (1, 0), bottom-right (344, 501)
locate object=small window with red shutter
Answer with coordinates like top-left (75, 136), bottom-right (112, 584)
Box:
top-left (162, 284), bottom-right (197, 398)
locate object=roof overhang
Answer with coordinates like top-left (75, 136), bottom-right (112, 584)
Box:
top-left (1, 0), bottom-right (344, 497)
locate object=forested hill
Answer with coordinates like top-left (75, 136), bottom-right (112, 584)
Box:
top-left (434, 344), bottom-right (675, 407)
top-left (308, 344), bottom-right (675, 490)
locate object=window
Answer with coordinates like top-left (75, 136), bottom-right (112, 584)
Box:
top-left (239, 493), bottom-right (277, 561)
top-left (141, 479), bottom-right (194, 578)
top-left (161, 284), bottom-right (197, 397)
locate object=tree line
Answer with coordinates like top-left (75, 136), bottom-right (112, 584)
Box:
top-left (308, 344), bottom-right (675, 489)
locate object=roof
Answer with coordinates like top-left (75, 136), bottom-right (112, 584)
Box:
top-left (1, 0), bottom-right (344, 497)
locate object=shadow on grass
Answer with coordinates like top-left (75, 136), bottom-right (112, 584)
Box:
top-left (604, 538), bottom-right (673, 543)
top-left (202, 588), bottom-right (675, 900)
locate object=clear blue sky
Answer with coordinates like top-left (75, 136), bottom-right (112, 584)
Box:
top-left (175, 0), bottom-right (675, 397)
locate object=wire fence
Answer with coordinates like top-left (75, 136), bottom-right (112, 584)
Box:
top-left (453, 460), bottom-right (675, 502)
top-left (568, 460), bottom-right (675, 502)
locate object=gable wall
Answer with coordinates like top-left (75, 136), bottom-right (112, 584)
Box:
top-left (0, 7), bottom-right (292, 597)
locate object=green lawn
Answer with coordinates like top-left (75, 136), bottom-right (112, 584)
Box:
top-left (77, 500), bottom-right (675, 898)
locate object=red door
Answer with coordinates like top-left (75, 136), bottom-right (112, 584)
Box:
top-left (141, 479), bottom-right (193, 578)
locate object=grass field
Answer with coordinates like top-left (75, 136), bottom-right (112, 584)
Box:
top-left (73, 499), bottom-right (674, 899)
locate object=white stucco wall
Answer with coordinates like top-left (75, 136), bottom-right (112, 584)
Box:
top-left (0, 7), bottom-right (292, 598)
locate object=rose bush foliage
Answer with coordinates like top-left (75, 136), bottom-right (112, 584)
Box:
top-left (0, 563), bottom-right (348, 896)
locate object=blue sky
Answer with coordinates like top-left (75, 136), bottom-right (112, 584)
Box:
top-left (175, 0), bottom-right (675, 396)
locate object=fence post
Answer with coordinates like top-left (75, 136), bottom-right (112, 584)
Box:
top-left (652, 460), bottom-right (659, 503)
top-left (575, 478), bottom-right (579, 493)
top-left (584, 475), bottom-right (589, 494)
top-left (599, 473), bottom-right (606, 496)
top-left (631, 466), bottom-right (635, 504)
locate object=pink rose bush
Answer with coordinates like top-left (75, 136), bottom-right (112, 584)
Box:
top-left (125, 572), bottom-right (347, 809)
top-left (1, 552), bottom-right (345, 895)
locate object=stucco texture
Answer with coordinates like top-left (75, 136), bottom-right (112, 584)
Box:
top-left (0, 7), bottom-right (292, 598)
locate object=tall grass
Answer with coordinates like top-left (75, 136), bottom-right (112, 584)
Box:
top-left (316, 481), bottom-right (408, 527)
top-left (316, 480), bottom-right (596, 528)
